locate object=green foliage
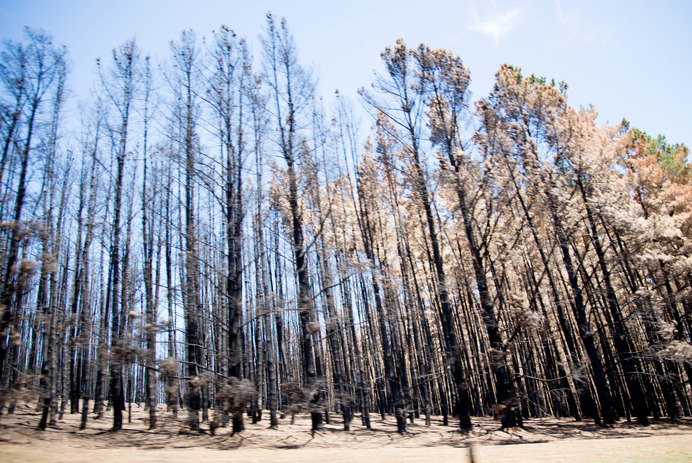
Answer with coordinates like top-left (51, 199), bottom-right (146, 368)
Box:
top-left (502, 63), bottom-right (568, 95)
top-left (632, 128), bottom-right (690, 180)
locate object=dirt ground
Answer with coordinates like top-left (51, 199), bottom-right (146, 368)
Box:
top-left (1, 403), bottom-right (691, 462)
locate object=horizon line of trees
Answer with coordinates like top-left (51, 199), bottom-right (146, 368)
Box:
top-left (0, 17), bottom-right (690, 435)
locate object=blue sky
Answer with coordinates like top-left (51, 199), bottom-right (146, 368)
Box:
top-left (1, 0), bottom-right (690, 147)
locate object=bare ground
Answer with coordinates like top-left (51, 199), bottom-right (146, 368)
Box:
top-left (1, 403), bottom-right (691, 462)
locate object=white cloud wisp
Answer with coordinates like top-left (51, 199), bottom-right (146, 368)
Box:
top-left (471, 6), bottom-right (521, 48)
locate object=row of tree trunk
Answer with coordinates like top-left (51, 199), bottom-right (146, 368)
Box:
top-left (0, 23), bottom-right (690, 436)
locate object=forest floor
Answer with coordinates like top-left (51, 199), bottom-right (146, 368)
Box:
top-left (1, 403), bottom-right (692, 462)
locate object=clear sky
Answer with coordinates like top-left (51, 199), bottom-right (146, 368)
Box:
top-left (1, 0), bottom-right (690, 147)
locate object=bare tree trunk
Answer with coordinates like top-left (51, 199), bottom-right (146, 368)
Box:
top-left (252, 95), bottom-right (279, 428)
top-left (552, 207), bottom-right (616, 425)
top-left (578, 177), bottom-right (650, 424)
top-left (262, 14), bottom-right (323, 433)
top-left (101, 40), bottom-right (139, 432)
top-left (169, 31), bottom-right (204, 432)
top-left (141, 58), bottom-right (157, 429)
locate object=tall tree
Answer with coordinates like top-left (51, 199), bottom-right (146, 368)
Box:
top-left (0, 29), bottom-right (66, 378)
top-left (169, 29), bottom-right (204, 432)
top-left (362, 40), bottom-right (474, 431)
top-left (206, 26), bottom-right (249, 433)
top-left (37, 50), bottom-right (68, 430)
top-left (140, 56), bottom-right (158, 429)
top-left (261, 14), bottom-right (323, 433)
top-left (99, 39), bottom-right (140, 432)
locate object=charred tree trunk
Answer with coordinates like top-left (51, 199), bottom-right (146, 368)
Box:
top-left (578, 176), bottom-right (650, 424)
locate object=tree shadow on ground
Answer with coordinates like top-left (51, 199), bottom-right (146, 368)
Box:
top-left (2, 406), bottom-right (691, 453)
